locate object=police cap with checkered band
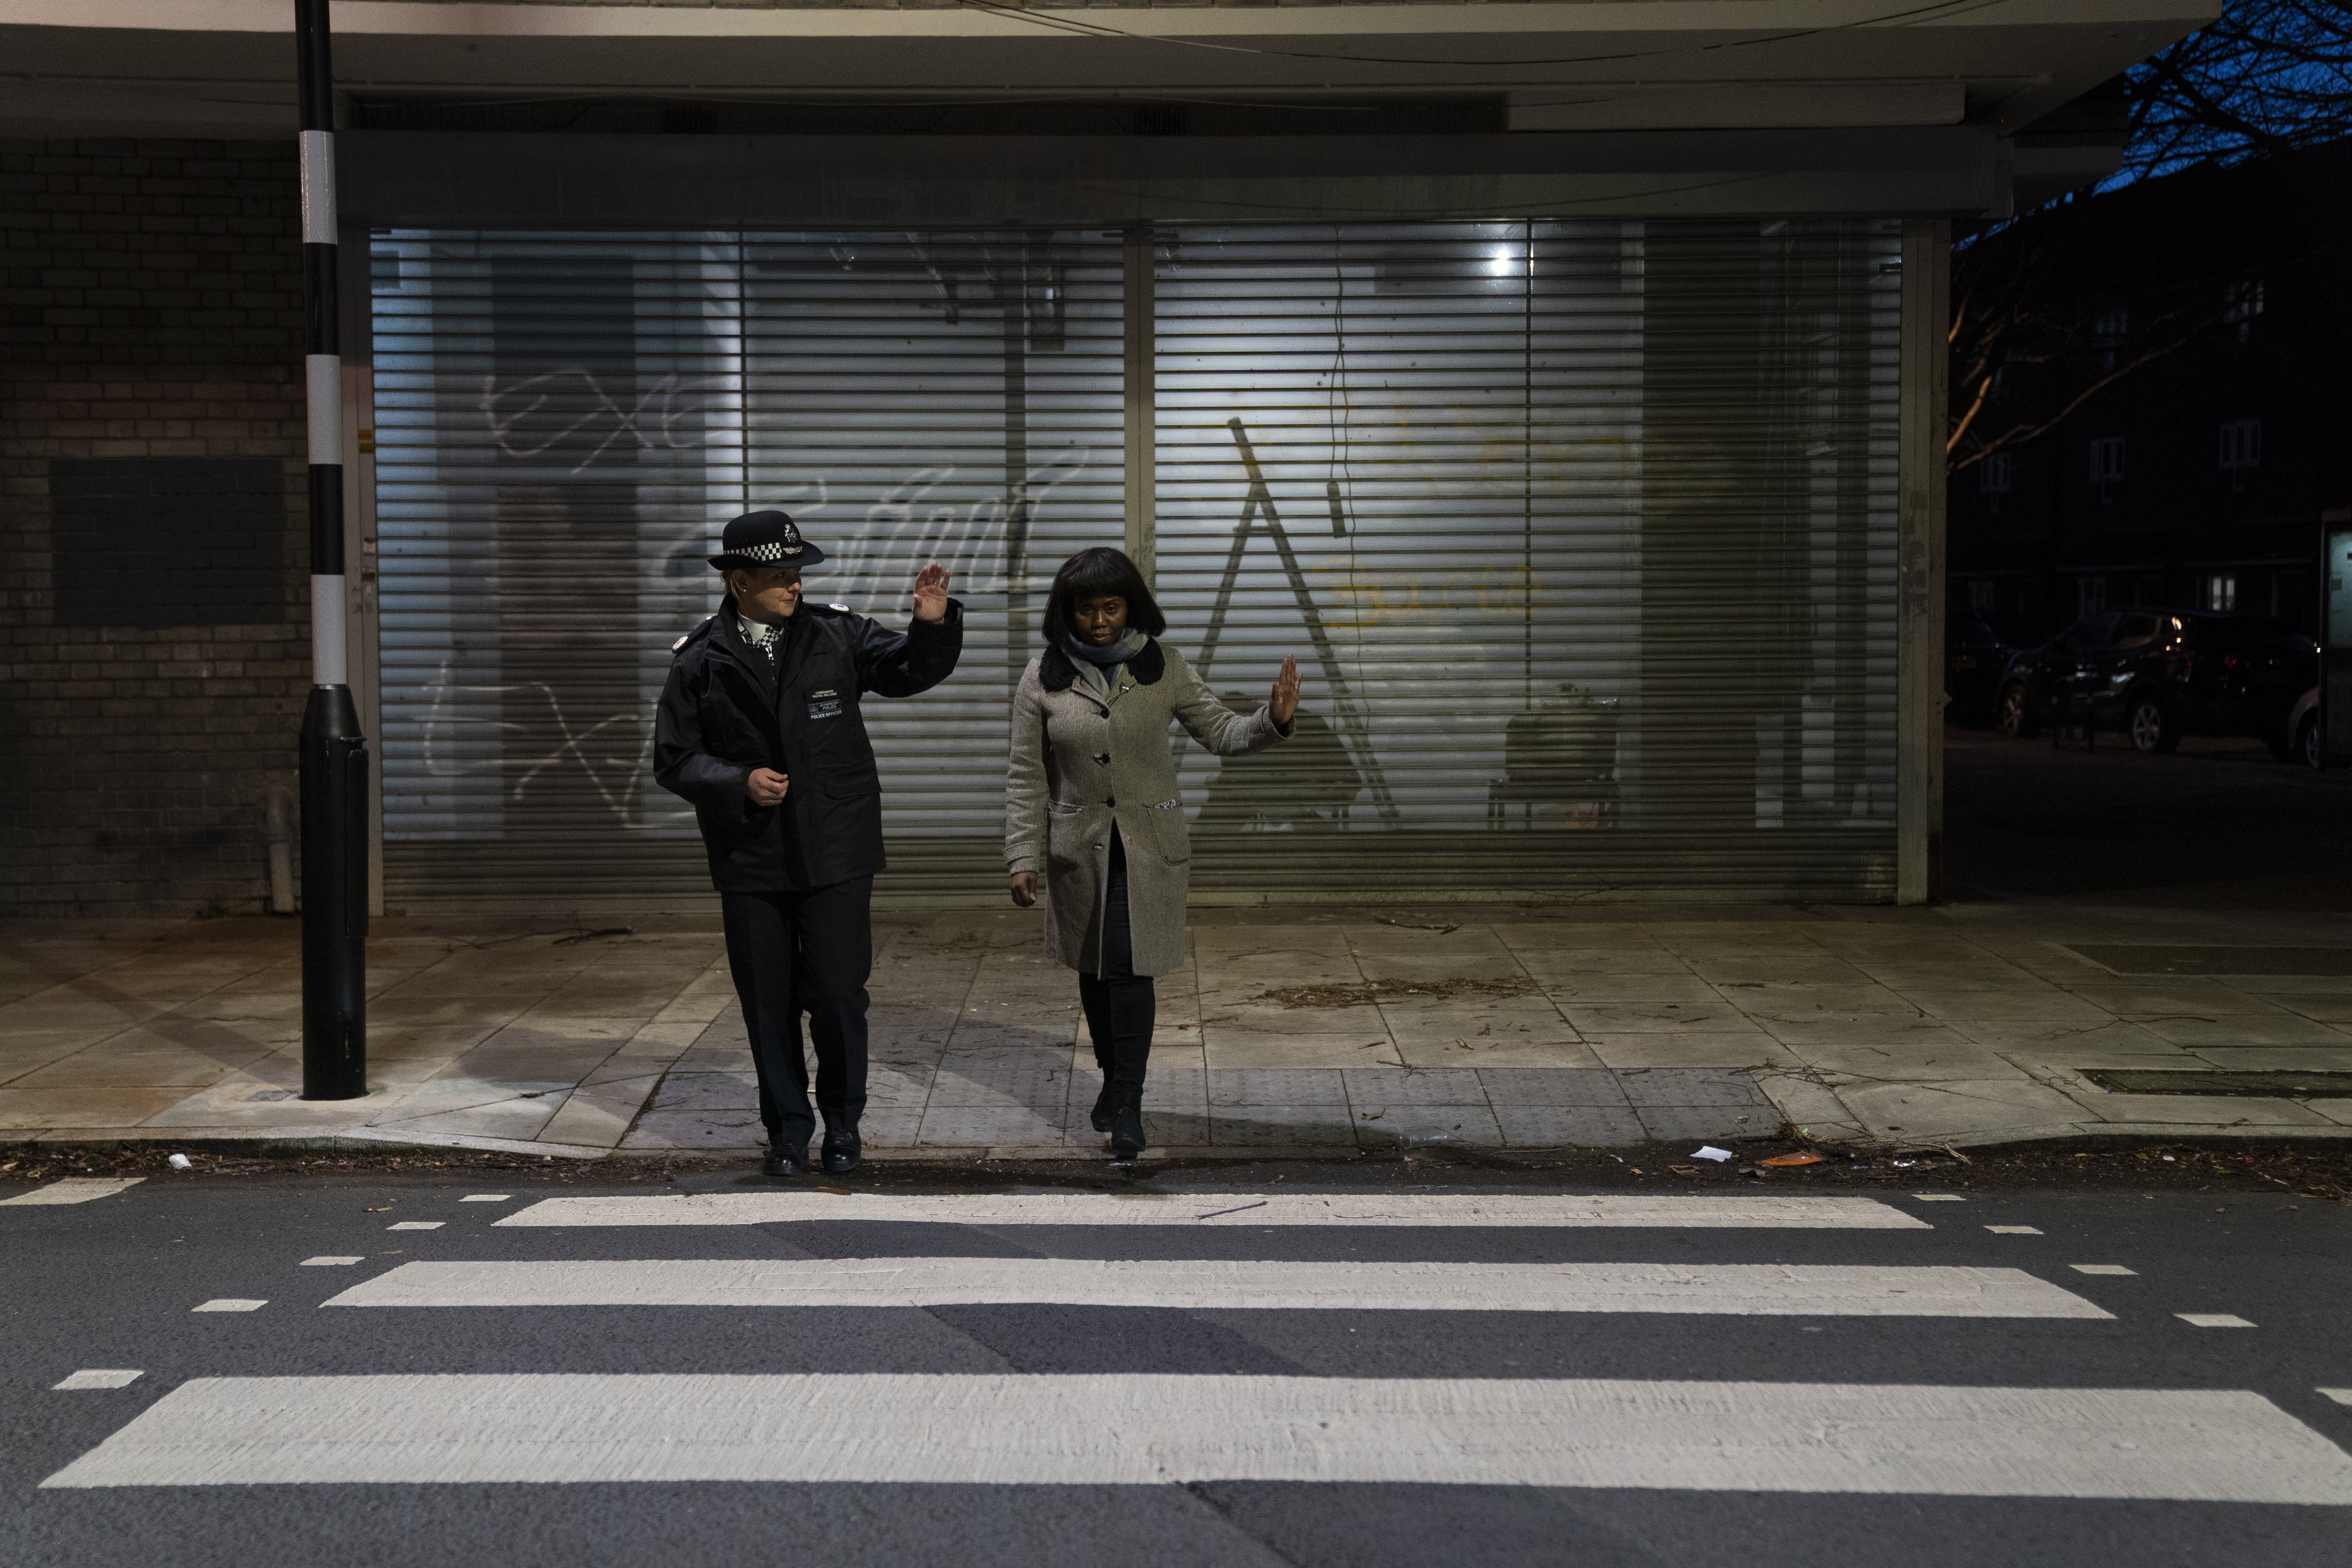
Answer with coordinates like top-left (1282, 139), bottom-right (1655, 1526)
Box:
top-left (708, 510), bottom-right (828, 572)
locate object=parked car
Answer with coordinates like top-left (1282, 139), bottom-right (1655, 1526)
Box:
top-left (1994, 608), bottom-right (2318, 753)
top-left (1945, 608), bottom-right (2037, 717)
top-left (2287, 686), bottom-right (2324, 768)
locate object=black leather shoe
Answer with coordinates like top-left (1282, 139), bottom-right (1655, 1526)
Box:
top-left (821, 1125), bottom-right (862, 1174)
top-left (1089, 1081), bottom-right (1115, 1134)
top-left (762, 1144), bottom-right (809, 1178)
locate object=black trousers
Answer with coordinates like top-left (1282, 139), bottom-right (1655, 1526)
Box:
top-left (719, 876), bottom-right (871, 1147)
top-left (1079, 831), bottom-right (1155, 1092)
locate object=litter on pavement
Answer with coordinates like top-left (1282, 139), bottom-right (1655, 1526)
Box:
top-left (1691, 1147), bottom-right (1734, 1162)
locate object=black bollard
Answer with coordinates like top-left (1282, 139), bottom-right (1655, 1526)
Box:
top-left (297, 0), bottom-right (368, 1101)
top-left (300, 686), bottom-right (368, 1099)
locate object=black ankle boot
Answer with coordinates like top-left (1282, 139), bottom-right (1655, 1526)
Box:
top-left (1110, 1085), bottom-right (1146, 1161)
top-left (820, 1117), bottom-right (862, 1174)
top-left (1089, 1078), bottom-right (1115, 1134)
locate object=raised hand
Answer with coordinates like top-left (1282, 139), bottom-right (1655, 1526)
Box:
top-left (1269, 654), bottom-right (1302, 728)
top-left (912, 561), bottom-right (951, 622)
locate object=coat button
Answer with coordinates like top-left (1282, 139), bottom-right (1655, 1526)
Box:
top-left (1105, 797), bottom-right (1116, 808)
top-left (1093, 753), bottom-right (1110, 764)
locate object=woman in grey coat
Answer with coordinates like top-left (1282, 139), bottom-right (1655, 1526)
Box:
top-left (1007, 548), bottom-right (1300, 1161)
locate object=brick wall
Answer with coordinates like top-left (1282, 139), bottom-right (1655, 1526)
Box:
top-left (0, 138), bottom-right (309, 918)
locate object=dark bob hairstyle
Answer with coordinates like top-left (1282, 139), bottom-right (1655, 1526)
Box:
top-left (1041, 547), bottom-right (1167, 646)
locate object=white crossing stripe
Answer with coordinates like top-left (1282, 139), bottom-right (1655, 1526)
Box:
top-left (42, 1374), bottom-right (2352, 1501)
top-left (2178, 1313), bottom-right (2256, 1328)
top-left (387, 1221), bottom-right (443, 1231)
top-left (2321, 1389), bottom-right (2352, 1407)
top-left (299, 1257), bottom-right (362, 1267)
top-left (323, 1258), bottom-right (2111, 1319)
top-left (53, 1371), bottom-right (142, 1390)
top-left (1986, 1226), bottom-right (2044, 1236)
top-left (191, 1299), bottom-right (265, 1313)
top-left (460, 1195), bottom-right (510, 1203)
top-left (2070, 1265), bottom-right (2137, 1276)
top-left (1, 1178), bottom-right (144, 1206)
top-left (497, 1192), bottom-right (1930, 1230)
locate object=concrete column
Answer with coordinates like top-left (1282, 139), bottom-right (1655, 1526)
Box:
top-left (1123, 230), bottom-right (1156, 581)
top-left (1896, 218), bottom-right (1951, 904)
top-left (337, 223), bottom-right (382, 917)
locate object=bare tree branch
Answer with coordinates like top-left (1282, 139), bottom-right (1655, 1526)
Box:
top-left (2117, 0), bottom-right (2352, 183)
top-left (1948, 333), bottom-right (2213, 472)
top-left (1944, 0), bottom-right (2351, 472)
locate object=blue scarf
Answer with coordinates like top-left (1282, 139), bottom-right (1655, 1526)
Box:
top-left (1064, 630), bottom-right (1146, 666)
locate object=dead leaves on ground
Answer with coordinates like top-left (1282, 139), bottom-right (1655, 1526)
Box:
top-left (1254, 976), bottom-right (1541, 1009)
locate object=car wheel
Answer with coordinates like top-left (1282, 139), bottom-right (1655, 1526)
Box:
top-left (2300, 713), bottom-right (2323, 770)
top-left (2128, 693), bottom-right (2179, 753)
top-left (1997, 684), bottom-right (2039, 739)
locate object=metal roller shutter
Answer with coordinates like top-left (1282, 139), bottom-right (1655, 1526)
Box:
top-left (371, 230), bottom-right (1123, 906)
top-left (1158, 220), bottom-right (1902, 902)
top-left (372, 233), bottom-right (735, 904)
top-left (742, 232), bottom-right (1125, 898)
top-left (370, 219), bottom-right (1899, 909)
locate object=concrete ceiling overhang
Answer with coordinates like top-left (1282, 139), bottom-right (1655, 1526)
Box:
top-left (2, 0), bottom-right (2214, 140)
top-left (334, 124), bottom-right (2006, 225)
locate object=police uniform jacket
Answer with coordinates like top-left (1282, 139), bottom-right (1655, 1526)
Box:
top-left (655, 596), bottom-right (964, 892)
top-left (1005, 637), bottom-right (1288, 977)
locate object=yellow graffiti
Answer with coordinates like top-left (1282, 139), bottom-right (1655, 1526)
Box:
top-left (1322, 564), bottom-right (1533, 626)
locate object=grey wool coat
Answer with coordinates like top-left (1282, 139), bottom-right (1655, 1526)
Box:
top-left (1006, 637), bottom-right (1290, 977)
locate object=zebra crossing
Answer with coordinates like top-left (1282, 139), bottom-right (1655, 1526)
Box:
top-left (314, 1256), bottom-right (2111, 1316)
top-left (33, 1187), bottom-right (2352, 1514)
top-left (44, 1373), bottom-right (2352, 1500)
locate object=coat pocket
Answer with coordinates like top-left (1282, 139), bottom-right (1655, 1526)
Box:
top-left (1144, 797), bottom-right (1191, 866)
top-left (1045, 800), bottom-right (1091, 873)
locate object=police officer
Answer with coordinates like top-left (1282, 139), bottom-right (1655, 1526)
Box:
top-left (654, 510), bottom-right (962, 1177)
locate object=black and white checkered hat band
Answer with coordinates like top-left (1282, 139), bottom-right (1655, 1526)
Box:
top-left (735, 539), bottom-right (804, 562)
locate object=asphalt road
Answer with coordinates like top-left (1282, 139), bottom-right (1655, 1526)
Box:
top-left (5, 1164), bottom-right (2350, 1567)
top-left (1945, 722), bottom-right (2352, 908)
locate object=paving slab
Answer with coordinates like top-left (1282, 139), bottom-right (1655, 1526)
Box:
top-left (5, 903), bottom-right (2350, 1160)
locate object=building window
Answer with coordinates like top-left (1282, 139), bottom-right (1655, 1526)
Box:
top-left (1979, 452), bottom-right (2013, 494)
top-left (1968, 579), bottom-right (1998, 613)
top-left (2089, 436), bottom-right (2125, 501)
top-left (2078, 576), bottom-right (2107, 616)
top-left (2218, 418), bottom-right (2261, 470)
top-left (2225, 276), bottom-right (2265, 344)
top-left (2092, 306), bottom-right (2128, 372)
top-left (2205, 573), bottom-right (2238, 612)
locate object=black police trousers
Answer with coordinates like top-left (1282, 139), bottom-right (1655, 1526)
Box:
top-left (719, 876), bottom-right (871, 1150)
top-left (1078, 830), bottom-right (1154, 1093)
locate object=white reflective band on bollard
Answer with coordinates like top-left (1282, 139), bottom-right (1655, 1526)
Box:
top-left (311, 575), bottom-right (347, 687)
top-left (299, 129), bottom-right (336, 244)
top-left (306, 354), bottom-right (341, 465)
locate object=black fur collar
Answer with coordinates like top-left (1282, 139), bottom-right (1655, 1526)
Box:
top-left (1042, 636), bottom-right (1164, 693)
